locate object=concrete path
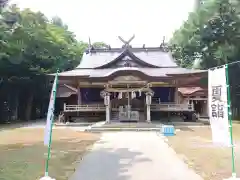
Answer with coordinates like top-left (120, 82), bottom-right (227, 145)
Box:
top-left (69, 132), bottom-right (203, 180)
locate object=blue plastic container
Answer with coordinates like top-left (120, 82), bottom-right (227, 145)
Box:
top-left (162, 125), bottom-right (175, 136)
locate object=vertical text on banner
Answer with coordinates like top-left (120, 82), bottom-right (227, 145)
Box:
top-left (208, 66), bottom-right (230, 146)
top-left (44, 76), bottom-right (57, 146)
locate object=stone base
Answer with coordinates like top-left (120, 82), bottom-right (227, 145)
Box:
top-left (223, 174), bottom-right (240, 180)
top-left (39, 176), bottom-right (56, 180)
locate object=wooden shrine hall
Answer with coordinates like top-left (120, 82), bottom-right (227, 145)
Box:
top-left (54, 36), bottom-right (208, 123)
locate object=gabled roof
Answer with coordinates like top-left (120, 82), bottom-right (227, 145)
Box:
top-left (52, 36), bottom-right (207, 79)
top-left (76, 47), bottom-right (178, 69)
top-left (178, 87), bottom-right (207, 96)
top-left (57, 67), bottom-right (206, 78)
top-left (56, 84), bottom-right (77, 98)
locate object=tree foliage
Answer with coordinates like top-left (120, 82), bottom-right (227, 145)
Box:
top-left (93, 42), bottom-right (109, 48)
top-left (0, 3), bottom-right (105, 123)
top-left (170, 0), bottom-right (240, 69)
top-left (170, 0), bottom-right (240, 118)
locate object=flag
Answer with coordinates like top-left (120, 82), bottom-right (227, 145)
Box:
top-left (208, 66), bottom-right (230, 146)
top-left (88, 37), bottom-right (91, 53)
top-left (44, 73), bottom-right (58, 146)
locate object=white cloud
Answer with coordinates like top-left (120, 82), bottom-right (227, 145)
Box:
top-left (10, 0), bottom-right (195, 46)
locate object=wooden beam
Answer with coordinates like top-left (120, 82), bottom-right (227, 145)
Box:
top-left (78, 81), bottom-right (106, 87)
top-left (108, 80), bottom-right (147, 85)
top-left (105, 87), bottom-right (152, 93)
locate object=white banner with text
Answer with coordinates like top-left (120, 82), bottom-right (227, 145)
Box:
top-left (208, 66), bottom-right (230, 146)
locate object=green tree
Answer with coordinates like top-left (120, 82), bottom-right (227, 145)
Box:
top-left (93, 42), bottom-right (108, 48)
top-left (170, 0), bottom-right (240, 69)
top-left (170, 0), bottom-right (240, 118)
top-left (0, 5), bottom-right (90, 122)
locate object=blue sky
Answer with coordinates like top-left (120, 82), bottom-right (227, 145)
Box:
top-left (11, 0), bottom-right (195, 47)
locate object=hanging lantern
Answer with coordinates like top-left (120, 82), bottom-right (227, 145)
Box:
top-left (139, 90), bottom-right (142, 96)
top-left (118, 92), bottom-right (122, 99)
top-left (100, 91), bottom-right (105, 98)
top-left (131, 91), bottom-right (135, 99)
top-left (104, 94), bottom-right (110, 106)
top-left (146, 95), bottom-right (152, 105)
top-left (133, 92), bottom-right (136, 99)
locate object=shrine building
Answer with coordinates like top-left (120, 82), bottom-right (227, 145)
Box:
top-left (55, 36), bottom-right (208, 123)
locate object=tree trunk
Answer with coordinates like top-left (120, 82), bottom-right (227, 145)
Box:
top-left (25, 92), bottom-right (34, 121)
top-left (31, 100), bottom-right (37, 120)
top-left (13, 91), bottom-right (19, 121)
top-left (40, 101), bottom-right (47, 118)
top-left (0, 100), bottom-right (4, 123)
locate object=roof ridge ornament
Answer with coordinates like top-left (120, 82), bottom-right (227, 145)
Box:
top-left (86, 37), bottom-right (92, 54)
top-left (160, 36), bottom-right (169, 52)
top-left (118, 35), bottom-right (135, 48)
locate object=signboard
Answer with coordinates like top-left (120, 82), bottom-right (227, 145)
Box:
top-left (208, 67), bottom-right (230, 146)
top-left (44, 75), bottom-right (58, 146)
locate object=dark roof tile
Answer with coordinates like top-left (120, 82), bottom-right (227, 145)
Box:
top-left (57, 68), bottom-right (206, 78)
top-left (76, 47), bottom-right (178, 68)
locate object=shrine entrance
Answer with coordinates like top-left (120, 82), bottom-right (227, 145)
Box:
top-left (111, 91), bottom-right (144, 122)
top-left (190, 98), bottom-right (208, 117)
top-left (101, 74), bottom-right (154, 122)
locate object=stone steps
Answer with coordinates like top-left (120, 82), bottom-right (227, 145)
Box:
top-left (111, 111), bottom-right (119, 121)
top-left (55, 121), bottom-right (207, 132)
top-left (86, 127), bottom-right (162, 132)
top-left (87, 121), bottom-right (206, 132)
top-left (55, 122), bottom-right (93, 127)
top-left (102, 122), bottom-right (161, 128)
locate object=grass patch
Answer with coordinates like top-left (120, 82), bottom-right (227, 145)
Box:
top-left (167, 124), bottom-right (240, 180)
top-left (0, 128), bottom-right (100, 180)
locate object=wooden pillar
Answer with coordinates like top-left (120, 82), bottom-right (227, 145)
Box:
top-left (175, 87), bottom-right (179, 104)
top-left (127, 92), bottom-right (131, 119)
top-left (77, 87), bottom-right (82, 105)
top-left (104, 92), bottom-right (110, 123)
top-left (145, 92), bottom-right (152, 123)
top-left (191, 100), bottom-right (194, 111)
top-left (64, 103), bottom-right (66, 111)
top-left (106, 106), bottom-right (110, 123)
top-left (146, 105), bottom-right (151, 123)
top-left (204, 99), bottom-right (209, 116)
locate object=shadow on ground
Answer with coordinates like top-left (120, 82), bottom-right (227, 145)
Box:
top-left (177, 127), bottom-right (195, 132)
top-left (69, 140), bottom-right (152, 180)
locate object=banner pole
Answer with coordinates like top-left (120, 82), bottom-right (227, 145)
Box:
top-left (44, 71), bottom-right (59, 177)
top-left (225, 64), bottom-right (236, 177)
top-left (44, 112), bottom-right (54, 177)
